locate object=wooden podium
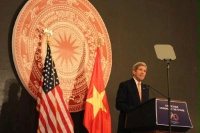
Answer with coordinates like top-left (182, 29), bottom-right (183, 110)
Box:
top-left (125, 98), bottom-right (193, 133)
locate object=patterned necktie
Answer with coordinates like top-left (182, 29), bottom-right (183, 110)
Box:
top-left (138, 82), bottom-right (142, 102)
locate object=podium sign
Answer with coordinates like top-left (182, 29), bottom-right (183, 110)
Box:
top-left (125, 98), bottom-right (193, 132)
top-left (156, 99), bottom-right (193, 128)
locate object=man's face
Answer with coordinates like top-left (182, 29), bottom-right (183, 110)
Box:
top-left (133, 65), bottom-right (147, 82)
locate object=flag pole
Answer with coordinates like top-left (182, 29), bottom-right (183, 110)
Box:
top-left (44, 28), bottom-right (58, 133)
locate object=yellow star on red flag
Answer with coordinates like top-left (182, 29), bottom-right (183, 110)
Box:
top-left (83, 47), bottom-right (111, 133)
top-left (86, 84), bottom-right (107, 118)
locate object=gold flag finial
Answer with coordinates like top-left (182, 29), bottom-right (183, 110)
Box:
top-left (97, 38), bottom-right (101, 48)
top-left (44, 28), bottom-right (53, 43)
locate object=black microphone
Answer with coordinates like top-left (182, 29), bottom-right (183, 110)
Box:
top-left (144, 84), bottom-right (167, 98)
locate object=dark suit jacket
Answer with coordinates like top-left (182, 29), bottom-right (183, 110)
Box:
top-left (115, 78), bottom-right (149, 133)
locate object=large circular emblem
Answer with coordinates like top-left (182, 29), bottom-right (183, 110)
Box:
top-left (12, 0), bottom-right (112, 112)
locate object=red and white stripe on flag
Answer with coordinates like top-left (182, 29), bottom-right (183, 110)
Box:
top-left (36, 44), bottom-right (74, 133)
top-left (37, 83), bottom-right (74, 133)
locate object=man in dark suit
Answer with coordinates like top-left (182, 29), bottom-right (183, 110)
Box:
top-left (115, 62), bottom-right (149, 133)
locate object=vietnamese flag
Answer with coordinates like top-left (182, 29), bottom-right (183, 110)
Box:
top-left (83, 47), bottom-right (112, 133)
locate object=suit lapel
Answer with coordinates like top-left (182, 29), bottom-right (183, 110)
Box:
top-left (130, 78), bottom-right (140, 103)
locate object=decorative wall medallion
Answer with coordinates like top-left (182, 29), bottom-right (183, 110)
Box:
top-left (12, 0), bottom-right (112, 112)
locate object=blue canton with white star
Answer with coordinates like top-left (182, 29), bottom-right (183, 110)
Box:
top-left (42, 44), bottom-right (59, 94)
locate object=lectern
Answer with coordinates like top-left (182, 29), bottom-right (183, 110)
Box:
top-left (125, 98), bottom-right (193, 133)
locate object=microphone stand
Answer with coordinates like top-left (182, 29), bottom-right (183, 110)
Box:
top-left (146, 85), bottom-right (167, 99)
top-left (165, 59), bottom-right (172, 133)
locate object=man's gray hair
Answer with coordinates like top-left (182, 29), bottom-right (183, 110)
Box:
top-left (132, 62), bottom-right (147, 71)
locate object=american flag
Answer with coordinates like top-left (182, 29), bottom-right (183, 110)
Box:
top-left (36, 44), bottom-right (74, 133)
